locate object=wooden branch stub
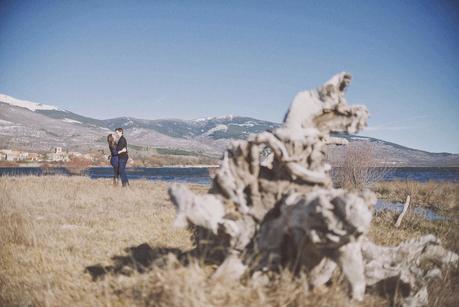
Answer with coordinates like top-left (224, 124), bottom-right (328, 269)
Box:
top-left (395, 195), bottom-right (411, 228)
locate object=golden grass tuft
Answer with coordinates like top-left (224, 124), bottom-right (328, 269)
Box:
top-left (0, 188), bottom-right (32, 247)
top-left (0, 176), bottom-right (457, 306)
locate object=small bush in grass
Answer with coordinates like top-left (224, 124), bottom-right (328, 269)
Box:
top-left (332, 142), bottom-right (388, 190)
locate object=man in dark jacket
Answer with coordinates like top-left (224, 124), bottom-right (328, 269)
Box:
top-left (115, 127), bottom-right (129, 187)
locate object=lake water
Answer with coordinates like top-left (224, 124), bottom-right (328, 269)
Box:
top-left (375, 199), bottom-right (446, 221)
top-left (370, 167), bottom-right (459, 182)
top-left (0, 166), bottom-right (458, 185)
top-left (86, 167), bottom-right (211, 185)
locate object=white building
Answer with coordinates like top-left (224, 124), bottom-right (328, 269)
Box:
top-left (19, 152), bottom-right (29, 161)
top-left (0, 149), bottom-right (20, 161)
top-left (47, 147), bottom-right (69, 162)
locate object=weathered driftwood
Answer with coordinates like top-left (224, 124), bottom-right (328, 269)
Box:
top-left (395, 195), bottom-right (411, 227)
top-left (168, 73), bottom-right (458, 306)
top-left (362, 235), bottom-right (458, 307)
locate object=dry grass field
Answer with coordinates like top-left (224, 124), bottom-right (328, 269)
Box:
top-left (1, 176), bottom-right (458, 307)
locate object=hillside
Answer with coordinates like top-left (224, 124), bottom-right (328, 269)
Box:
top-left (1, 93), bottom-right (458, 166)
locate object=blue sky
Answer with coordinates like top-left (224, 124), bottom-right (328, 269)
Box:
top-left (0, 0), bottom-right (458, 153)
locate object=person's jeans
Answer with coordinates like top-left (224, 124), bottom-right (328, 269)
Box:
top-left (110, 156), bottom-right (119, 181)
top-left (118, 158), bottom-right (129, 186)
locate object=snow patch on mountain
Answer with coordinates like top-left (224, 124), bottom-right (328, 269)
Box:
top-left (0, 93), bottom-right (60, 112)
top-left (216, 114), bottom-right (234, 120)
top-left (204, 124), bottom-right (228, 136)
top-left (193, 114), bottom-right (234, 122)
top-left (0, 119), bottom-right (13, 125)
top-left (350, 136), bottom-right (370, 141)
top-left (62, 118), bottom-right (82, 124)
top-left (193, 117), bottom-right (213, 122)
top-left (230, 121), bottom-right (255, 127)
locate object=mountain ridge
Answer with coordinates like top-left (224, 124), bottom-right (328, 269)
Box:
top-left (1, 93), bottom-right (458, 166)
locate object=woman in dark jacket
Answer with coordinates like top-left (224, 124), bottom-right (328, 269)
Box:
top-left (107, 134), bottom-right (119, 185)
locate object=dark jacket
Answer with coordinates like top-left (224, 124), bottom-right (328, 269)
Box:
top-left (116, 135), bottom-right (129, 159)
top-left (109, 145), bottom-right (118, 157)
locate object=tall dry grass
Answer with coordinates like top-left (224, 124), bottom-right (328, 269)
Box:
top-left (0, 176), bottom-right (457, 306)
top-left (374, 180), bottom-right (459, 212)
top-left (0, 176), bottom-right (196, 306)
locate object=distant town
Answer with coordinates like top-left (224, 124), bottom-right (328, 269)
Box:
top-left (0, 147), bottom-right (108, 167)
top-left (0, 146), bottom-right (218, 169)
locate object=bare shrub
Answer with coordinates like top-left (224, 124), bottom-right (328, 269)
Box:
top-left (0, 160), bottom-right (19, 167)
top-left (333, 142), bottom-right (388, 190)
top-left (66, 156), bottom-right (92, 175)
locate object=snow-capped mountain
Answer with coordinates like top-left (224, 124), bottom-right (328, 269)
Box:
top-left (102, 115), bottom-right (278, 140)
top-left (0, 94), bottom-right (110, 152)
top-left (0, 93), bottom-right (61, 112)
top-left (0, 93), bottom-right (458, 166)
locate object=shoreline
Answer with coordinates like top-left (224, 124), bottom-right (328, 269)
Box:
top-left (0, 164), bottom-right (220, 169)
top-left (0, 164), bottom-right (458, 169)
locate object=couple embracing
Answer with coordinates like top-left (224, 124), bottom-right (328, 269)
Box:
top-left (107, 128), bottom-right (129, 187)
